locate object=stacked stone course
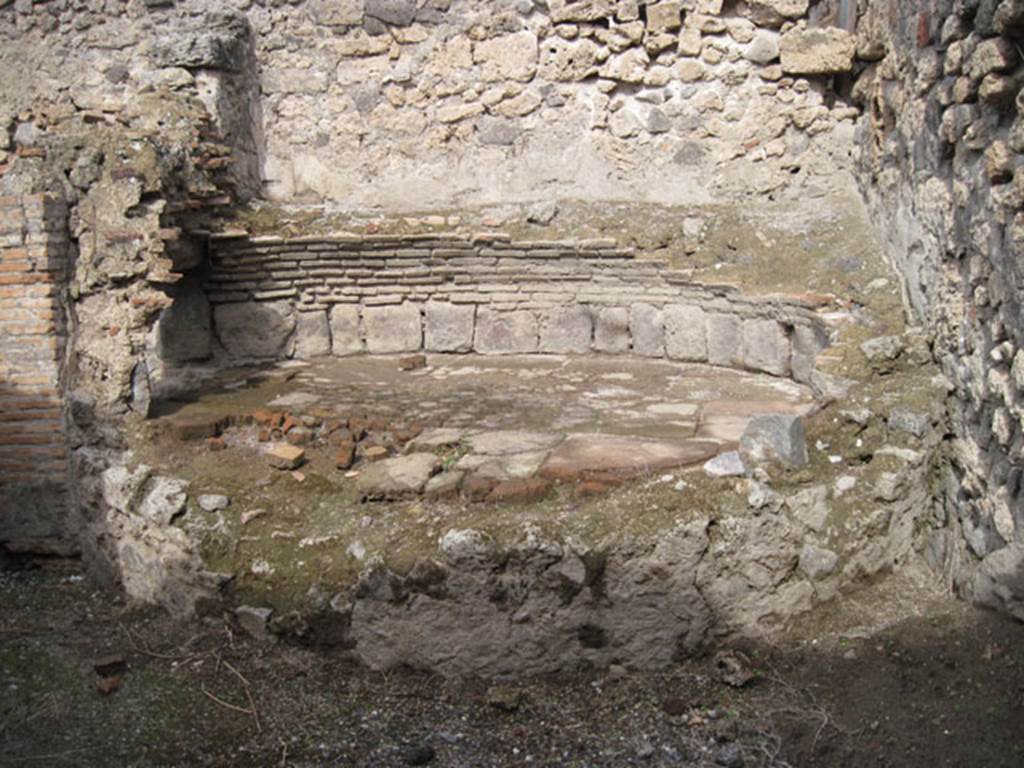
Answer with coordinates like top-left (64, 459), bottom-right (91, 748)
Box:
top-left (205, 232), bottom-right (828, 382)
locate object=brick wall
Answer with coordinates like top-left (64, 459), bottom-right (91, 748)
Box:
top-left (0, 194), bottom-right (73, 555)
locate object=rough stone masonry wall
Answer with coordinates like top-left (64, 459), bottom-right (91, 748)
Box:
top-left (194, 232), bottom-right (829, 383)
top-left (853, 0), bottom-right (1024, 619)
top-left (258, 0), bottom-right (861, 207)
top-left (0, 2), bottom-right (254, 559)
top-left (0, 193), bottom-right (74, 555)
top-left (0, 0), bottom-right (865, 210)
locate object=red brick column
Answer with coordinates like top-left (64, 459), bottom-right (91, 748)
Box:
top-left (0, 194), bottom-right (73, 553)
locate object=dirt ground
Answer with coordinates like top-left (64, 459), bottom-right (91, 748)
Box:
top-left (2, 556), bottom-right (1022, 768)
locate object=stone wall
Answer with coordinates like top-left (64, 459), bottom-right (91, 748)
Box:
top-left (0, 193), bottom-right (74, 555)
top-left (0, 0), bottom-right (863, 209)
top-left (195, 232), bottom-right (830, 382)
top-left (255, 0), bottom-right (862, 207)
top-left (853, 0), bottom-right (1024, 618)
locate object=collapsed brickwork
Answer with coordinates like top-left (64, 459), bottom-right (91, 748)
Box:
top-left (0, 0), bottom-right (1019, 657)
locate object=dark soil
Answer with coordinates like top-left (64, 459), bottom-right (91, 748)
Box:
top-left (1, 559), bottom-right (1022, 768)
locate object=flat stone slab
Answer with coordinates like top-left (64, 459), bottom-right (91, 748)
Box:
top-left (456, 450), bottom-right (549, 479)
top-left (467, 430), bottom-right (564, 455)
top-left (538, 435), bottom-right (721, 480)
top-left (356, 453), bottom-right (442, 500)
top-left (645, 402), bottom-right (699, 418)
top-left (408, 427), bottom-right (466, 451)
top-left (697, 399), bottom-right (814, 444)
top-left (267, 391), bottom-right (322, 408)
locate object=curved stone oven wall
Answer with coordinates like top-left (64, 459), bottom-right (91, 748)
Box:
top-left (196, 232), bottom-right (830, 383)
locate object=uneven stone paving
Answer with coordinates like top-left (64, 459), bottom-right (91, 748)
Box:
top-left (154, 354), bottom-right (815, 502)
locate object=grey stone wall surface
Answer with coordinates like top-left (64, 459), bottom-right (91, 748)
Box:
top-left (853, 0), bottom-right (1024, 617)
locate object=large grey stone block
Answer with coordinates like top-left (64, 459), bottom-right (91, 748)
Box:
top-left (739, 414), bottom-right (808, 469)
top-left (474, 309), bottom-right (539, 354)
top-left (593, 306), bottom-right (630, 353)
top-left (307, 0), bottom-right (364, 26)
top-left (740, 319), bottom-right (791, 376)
top-left (425, 302), bottom-right (475, 352)
top-left (706, 314), bottom-right (741, 368)
top-left (365, 0), bottom-right (416, 26)
top-left (791, 322), bottom-right (830, 383)
top-left (293, 310), bottom-right (331, 358)
top-left (539, 306), bottom-right (593, 353)
top-left (664, 305), bottom-right (707, 362)
top-left (214, 301), bottom-right (296, 360)
top-left (364, 303), bottom-right (422, 354)
top-left (629, 302), bottom-right (664, 357)
top-left (330, 305), bottom-right (362, 356)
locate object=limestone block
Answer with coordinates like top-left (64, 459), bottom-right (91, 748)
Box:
top-left (740, 318), bottom-right (790, 376)
top-left (726, 17), bottom-right (757, 43)
top-left (548, 0), bottom-right (616, 23)
top-left (215, 301), bottom-right (296, 360)
top-left (629, 302), bottom-right (664, 357)
top-left (599, 48), bottom-right (649, 82)
top-left (790, 322), bottom-right (829, 383)
top-left (437, 102), bottom-right (485, 124)
top-left (740, 415), bottom-right (809, 469)
top-left (594, 306), bottom-right (630, 353)
top-left (646, 1), bottom-right (682, 33)
top-left (539, 306), bottom-right (593, 354)
top-left (967, 38), bottom-right (1018, 80)
top-left (474, 309), bottom-right (539, 354)
top-left (138, 477), bottom-right (188, 525)
top-left (150, 13), bottom-right (249, 72)
top-left (538, 37), bottom-right (603, 82)
top-left (678, 28), bottom-right (703, 57)
top-left (780, 27), bottom-right (855, 75)
top-left (609, 108), bottom-right (642, 138)
top-left (745, 30), bottom-right (779, 64)
top-left (363, 303), bottom-right (422, 354)
top-left (293, 310), bottom-right (332, 359)
top-left (425, 302), bottom-right (475, 352)
top-left (706, 314), bottom-right (740, 367)
top-left (742, 0), bottom-right (809, 28)
top-left (330, 305), bottom-right (363, 356)
top-left (664, 305), bottom-right (707, 362)
top-left (473, 31), bottom-right (539, 83)
top-left (356, 453), bottom-right (441, 500)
